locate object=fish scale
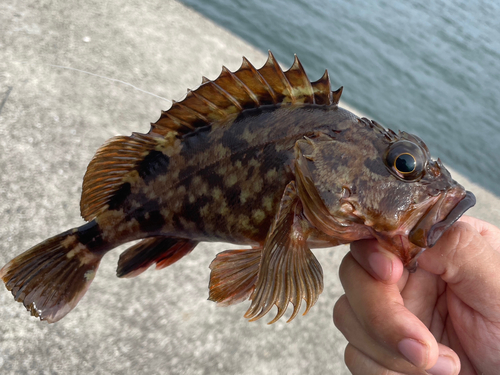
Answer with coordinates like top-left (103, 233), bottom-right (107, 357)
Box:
top-left (0, 52), bottom-right (475, 325)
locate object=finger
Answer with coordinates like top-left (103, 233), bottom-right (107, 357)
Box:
top-left (446, 286), bottom-right (500, 373)
top-left (426, 344), bottom-right (461, 375)
top-left (441, 296), bottom-right (477, 375)
top-left (418, 220), bottom-right (500, 320)
top-left (350, 239), bottom-right (404, 284)
top-left (400, 267), bottom-right (444, 331)
top-left (338, 253), bottom-right (440, 370)
top-left (344, 343), bottom-right (460, 375)
top-left (334, 294), bottom-right (428, 374)
top-left (344, 343), bottom-right (409, 375)
top-left (459, 215), bottom-right (500, 252)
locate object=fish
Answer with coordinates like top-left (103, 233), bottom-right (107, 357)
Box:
top-left (0, 51), bottom-right (476, 324)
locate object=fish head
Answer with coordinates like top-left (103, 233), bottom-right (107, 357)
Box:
top-left (294, 118), bottom-right (475, 268)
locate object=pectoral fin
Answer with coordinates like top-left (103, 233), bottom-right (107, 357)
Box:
top-left (244, 181), bottom-right (323, 324)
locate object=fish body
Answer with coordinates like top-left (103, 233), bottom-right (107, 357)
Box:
top-left (93, 105), bottom-right (354, 245)
top-left (0, 52), bottom-right (475, 324)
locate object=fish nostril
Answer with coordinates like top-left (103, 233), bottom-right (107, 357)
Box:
top-left (341, 186), bottom-right (351, 199)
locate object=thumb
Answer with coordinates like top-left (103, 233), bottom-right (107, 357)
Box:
top-left (417, 216), bottom-right (500, 320)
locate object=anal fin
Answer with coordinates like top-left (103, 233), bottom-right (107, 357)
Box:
top-left (244, 181), bottom-right (324, 324)
top-left (116, 237), bottom-right (198, 278)
top-left (208, 248), bottom-right (261, 306)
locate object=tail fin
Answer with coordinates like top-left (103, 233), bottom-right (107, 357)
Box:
top-left (0, 226), bottom-right (105, 323)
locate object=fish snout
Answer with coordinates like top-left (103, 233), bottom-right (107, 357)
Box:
top-left (409, 187), bottom-right (476, 248)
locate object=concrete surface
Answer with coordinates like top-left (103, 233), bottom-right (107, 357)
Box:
top-left (0, 1), bottom-right (498, 374)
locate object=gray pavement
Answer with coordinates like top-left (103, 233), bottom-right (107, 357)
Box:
top-left (0, 1), bottom-right (498, 374)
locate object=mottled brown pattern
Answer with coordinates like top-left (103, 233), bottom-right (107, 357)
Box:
top-left (0, 53), bottom-right (475, 325)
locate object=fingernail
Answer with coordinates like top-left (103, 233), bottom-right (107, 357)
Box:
top-left (368, 251), bottom-right (392, 281)
top-left (398, 338), bottom-right (428, 368)
top-left (427, 355), bottom-right (457, 375)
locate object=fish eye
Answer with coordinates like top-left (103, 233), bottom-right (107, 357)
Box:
top-left (394, 153), bottom-right (416, 174)
top-left (385, 141), bottom-right (425, 180)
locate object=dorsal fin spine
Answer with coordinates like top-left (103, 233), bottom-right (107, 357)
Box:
top-left (331, 86), bottom-right (343, 105)
top-left (311, 70), bottom-right (333, 105)
top-left (204, 80), bottom-right (243, 111)
top-left (241, 56), bottom-right (278, 104)
top-left (165, 101), bottom-right (196, 131)
top-left (150, 52), bottom-right (334, 137)
top-left (222, 66), bottom-right (260, 106)
top-left (284, 54), bottom-right (315, 104)
top-left (189, 89), bottom-right (226, 116)
top-left (164, 112), bottom-right (195, 131)
top-left (266, 51), bottom-right (296, 102)
top-left (179, 91), bottom-right (210, 123)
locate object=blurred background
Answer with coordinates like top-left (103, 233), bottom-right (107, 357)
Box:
top-left (0, 0), bottom-right (498, 374)
top-left (181, 0), bottom-right (500, 196)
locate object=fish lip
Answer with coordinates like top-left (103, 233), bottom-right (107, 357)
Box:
top-left (409, 188), bottom-right (476, 248)
top-left (426, 190), bottom-right (476, 246)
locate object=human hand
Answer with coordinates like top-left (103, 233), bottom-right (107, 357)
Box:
top-left (333, 216), bottom-right (500, 374)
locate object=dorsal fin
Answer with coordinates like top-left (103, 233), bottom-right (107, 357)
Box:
top-left (150, 51), bottom-right (340, 137)
top-left (80, 52), bottom-right (342, 220)
top-left (311, 70), bottom-right (333, 105)
top-left (80, 132), bottom-right (166, 220)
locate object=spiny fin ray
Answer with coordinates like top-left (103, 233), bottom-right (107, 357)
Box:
top-left (283, 55), bottom-right (315, 104)
top-left (150, 51), bottom-right (340, 137)
top-left (311, 70), bottom-right (333, 105)
top-left (243, 181), bottom-right (324, 324)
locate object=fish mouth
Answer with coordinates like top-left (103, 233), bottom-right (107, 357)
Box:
top-left (409, 188), bottom-right (476, 248)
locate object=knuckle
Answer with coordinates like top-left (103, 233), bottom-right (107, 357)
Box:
top-left (332, 294), bottom-right (349, 330)
top-left (338, 252), bottom-right (356, 283)
top-left (362, 306), bottom-right (393, 336)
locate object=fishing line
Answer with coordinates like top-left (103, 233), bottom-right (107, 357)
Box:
top-left (47, 64), bottom-right (172, 103)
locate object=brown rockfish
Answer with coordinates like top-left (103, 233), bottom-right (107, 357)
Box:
top-left (0, 52), bottom-right (475, 324)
